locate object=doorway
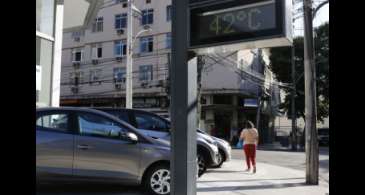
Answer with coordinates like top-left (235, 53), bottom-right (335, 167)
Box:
top-left (214, 111), bottom-right (232, 142)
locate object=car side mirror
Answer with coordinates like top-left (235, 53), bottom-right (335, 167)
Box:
top-left (126, 132), bottom-right (138, 143)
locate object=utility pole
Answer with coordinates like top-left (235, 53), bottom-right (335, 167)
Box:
top-left (197, 55), bottom-right (204, 129)
top-left (303, 0), bottom-right (319, 185)
top-left (291, 0), bottom-right (297, 151)
top-left (126, 0), bottom-right (133, 108)
top-left (291, 45), bottom-right (297, 151)
top-left (171, 0), bottom-right (197, 194)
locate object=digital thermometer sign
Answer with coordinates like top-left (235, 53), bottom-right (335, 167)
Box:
top-left (189, 0), bottom-right (292, 53)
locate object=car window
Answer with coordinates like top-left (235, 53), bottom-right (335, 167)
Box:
top-left (135, 112), bottom-right (168, 132)
top-left (106, 110), bottom-right (130, 123)
top-left (78, 112), bottom-right (127, 140)
top-left (36, 113), bottom-right (69, 133)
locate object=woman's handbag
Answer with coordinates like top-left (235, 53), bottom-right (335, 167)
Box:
top-left (236, 139), bottom-right (244, 149)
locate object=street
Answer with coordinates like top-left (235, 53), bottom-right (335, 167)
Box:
top-left (37, 147), bottom-right (329, 195)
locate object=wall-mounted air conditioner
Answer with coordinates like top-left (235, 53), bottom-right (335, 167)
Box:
top-left (72, 61), bottom-right (81, 68)
top-left (71, 86), bottom-right (79, 94)
top-left (115, 83), bottom-right (122, 90)
top-left (74, 37), bottom-right (80, 42)
top-left (117, 29), bottom-right (124, 35)
top-left (116, 56), bottom-right (123, 62)
top-left (92, 59), bottom-right (99, 65)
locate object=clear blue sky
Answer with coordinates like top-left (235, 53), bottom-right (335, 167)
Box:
top-left (294, 3), bottom-right (329, 37)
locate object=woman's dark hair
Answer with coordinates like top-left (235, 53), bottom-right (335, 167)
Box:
top-left (244, 120), bottom-right (254, 129)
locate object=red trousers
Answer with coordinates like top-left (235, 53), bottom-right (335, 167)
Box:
top-left (243, 144), bottom-right (256, 168)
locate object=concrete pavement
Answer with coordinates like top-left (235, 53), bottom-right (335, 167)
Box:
top-left (37, 159), bottom-right (329, 195)
top-left (231, 147), bottom-right (329, 183)
top-left (197, 160), bottom-right (328, 195)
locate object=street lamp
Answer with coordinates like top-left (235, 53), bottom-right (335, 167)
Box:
top-left (125, 0), bottom-right (152, 108)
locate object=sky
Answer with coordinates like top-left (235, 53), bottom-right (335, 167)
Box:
top-left (293, 3), bottom-right (329, 37)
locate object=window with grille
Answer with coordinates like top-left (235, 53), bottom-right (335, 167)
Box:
top-left (141, 9), bottom-right (153, 25)
top-left (166, 5), bottom-right (172, 21)
top-left (115, 13), bottom-right (127, 29)
top-left (115, 40), bottom-right (127, 56)
top-left (114, 67), bottom-right (126, 83)
top-left (91, 44), bottom-right (103, 59)
top-left (166, 33), bottom-right (171, 49)
top-left (139, 65), bottom-right (153, 81)
top-left (92, 17), bottom-right (103, 32)
top-left (140, 36), bottom-right (153, 53)
top-left (90, 69), bottom-right (102, 84)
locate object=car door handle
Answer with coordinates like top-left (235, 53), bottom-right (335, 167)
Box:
top-left (77, 144), bottom-right (93, 150)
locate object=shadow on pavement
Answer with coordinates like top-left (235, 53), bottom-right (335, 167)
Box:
top-left (37, 183), bottom-right (143, 195)
top-left (197, 182), bottom-right (309, 192)
top-left (198, 177), bottom-right (305, 183)
top-left (205, 170), bottom-right (252, 174)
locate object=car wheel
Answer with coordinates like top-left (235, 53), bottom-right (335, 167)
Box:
top-left (143, 164), bottom-right (170, 195)
top-left (213, 150), bottom-right (225, 168)
top-left (197, 153), bottom-right (207, 177)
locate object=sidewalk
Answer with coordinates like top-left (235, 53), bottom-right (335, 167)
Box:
top-left (197, 159), bottom-right (329, 195)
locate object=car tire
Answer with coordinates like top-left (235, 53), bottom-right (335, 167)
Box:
top-left (143, 163), bottom-right (171, 195)
top-left (197, 152), bottom-right (207, 177)
top-left (211, 150), bottom-right (225, 168)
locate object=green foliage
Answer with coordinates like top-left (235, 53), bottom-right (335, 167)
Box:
top-left (269, 22), bottom-right (329, 122)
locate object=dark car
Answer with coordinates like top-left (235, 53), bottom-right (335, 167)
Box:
top-left (36, 107), bottom-right (171, 195)
top-left (318, 128), bottom-right (329, 146)
top-left (94, 108), bottom-right (219, 177)
top-left (197, 129), bottom-right (231, 168)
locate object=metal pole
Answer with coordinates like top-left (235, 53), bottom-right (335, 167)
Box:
top-left (303, 0), bottom-right (319, 185)
top-left (291, 45), bottom-right (297, 151)
top-left (171, 0), bottom-right (197, 194)
top-left (126, 0), bottom-right (133, 108)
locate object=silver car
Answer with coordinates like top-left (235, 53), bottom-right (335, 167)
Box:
top-left (197, 129), bottom-right (232, 168)
top-left (95, 108), bottom-right (219, 177)
top-left (36, 107), bottom-right (171, 195)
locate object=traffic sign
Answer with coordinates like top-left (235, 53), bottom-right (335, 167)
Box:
top-left (189, 0), bottom-right (292, 54)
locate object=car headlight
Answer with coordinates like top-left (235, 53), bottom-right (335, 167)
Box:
top-left (205, 138), bottom-right (214, 145)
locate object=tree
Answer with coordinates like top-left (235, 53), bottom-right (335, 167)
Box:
top-left (269, 22), bottom-right (329, 122)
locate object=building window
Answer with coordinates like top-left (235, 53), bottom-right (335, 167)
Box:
top-left (115, 0), bottom-right (127, 3)
top-left (166, 5), bottom-right (172, 22)
top-left (72, 49), bottom-right (83, 62)
top-left (115, 13), bottom-right (127, 29)
top-left (91, 44), bottom-right (102, 59)
top-left (166, 33), bottom-right (171, 49)
top-left (90, 69), bottom-right (102, 84)
top-left (115, 40), bottom-right (127, 56)
top-left (92, 17), bottom-right (103, 32)
top-left (114, 67), bottom-right (126, 83)
top-left (139, 65), bottom-right (153, 81)
top-left (146, 0), bottom-right (151, 4)
top-left (69, 72), bottom-right (83, 85)
top-left (140, 36), bottom-right (153, 53)
top-left (142, 9), bottom-right (153, 25)
top-left (213, 95), bottom-right (232, 105)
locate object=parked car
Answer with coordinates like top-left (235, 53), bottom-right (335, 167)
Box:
top-left (36, 107), bottom-right (171, 195)
top-left (318, 128), bottom-right (329, 146)
top-left (197, 129), bottom-right (231, 168)
top-left (95, 108), bottom-right (219, 177)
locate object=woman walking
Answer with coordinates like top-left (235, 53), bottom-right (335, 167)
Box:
top-left (240, 120), bottom-right (259, 173)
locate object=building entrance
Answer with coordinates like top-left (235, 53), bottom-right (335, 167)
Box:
top-left (214, 111), bottom-right (232, 142)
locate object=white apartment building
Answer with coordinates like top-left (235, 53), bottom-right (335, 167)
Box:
top-left (60, 0), bottom-right (280, 144)
top-left (61, 0), bottom-right (172, 111)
